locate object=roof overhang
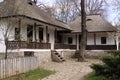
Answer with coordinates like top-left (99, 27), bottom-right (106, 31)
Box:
top-left (0, 15), bottom-right (72, 31)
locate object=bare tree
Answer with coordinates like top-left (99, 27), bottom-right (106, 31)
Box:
top-left (53, 0), bottom-right (79, 23)
top-left (112, 0), bottom-right (120, 24)
top-left (71, 0), bottom-right (106, 15)
top-left (0, 0), bottom-right (24, 59)
top-left (78, 0), bottom-right (86, 61)
top-left (53, 0), bottom-right (106, 23)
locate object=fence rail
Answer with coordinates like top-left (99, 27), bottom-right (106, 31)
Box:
top-left (0, 57), bottom-right (39, 79)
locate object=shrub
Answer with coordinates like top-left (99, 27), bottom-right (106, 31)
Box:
top-left (91, 50), bottom-right (120, 80)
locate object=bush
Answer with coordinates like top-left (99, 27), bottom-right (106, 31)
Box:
top-left (91, 50), bottom-right (120, 80)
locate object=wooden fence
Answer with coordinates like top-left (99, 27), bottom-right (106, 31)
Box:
top-left (0, 57), bottom-right (39, 79)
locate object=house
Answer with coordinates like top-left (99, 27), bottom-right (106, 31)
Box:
top-left (0, 0), bottom-right (118, 62)
top-left (62, 15), bottom-right (117, 50)
top-left (0, 0), bottom-right (72, 54)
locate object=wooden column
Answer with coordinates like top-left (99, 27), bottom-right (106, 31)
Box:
top-left (76, 34), bottom-right (79, 50)
top-left (34, 23), bottom-right (37, 42)
top-left (94, 33), bottom-right (96, 45)
top-left (55, 28), bottom-right (57, 43)
top-left (46, 26), bottom-right (48, 43)
top-left (116, 36), bottom-right (119, 50)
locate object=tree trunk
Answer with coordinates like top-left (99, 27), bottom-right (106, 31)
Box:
top-left (5, 38), bottom-right (8, 59)
top-left (78, 0), bottom-right (87, 61)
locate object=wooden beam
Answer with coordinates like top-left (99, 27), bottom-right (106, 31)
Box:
top-left (94, 33), bottom-right (96, 45)
top-left (55, 28), bottom-right (57, 43)
top-left (34, 23), bottom-right (37, 42)
top-left (46, 26), bottom-right (48, 43)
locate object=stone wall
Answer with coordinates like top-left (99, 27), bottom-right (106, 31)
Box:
top-left (56, 50), bottom-right (76, 59)
top-left (85, 50), bottom-right (109, 59)
top-left (34, 51), bottom-right (52, 65)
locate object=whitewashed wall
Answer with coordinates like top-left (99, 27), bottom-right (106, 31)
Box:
top-left (63, 32), bottom-right (116, 46)
top-left (62, 34), bottom-right (77, 45)
top-left (0, 21), bottom-right (15, 53)
top-left (87, 33), bottom-right (94, 45)
top-left (48, 26), bottom-right (55, 49)
top-left (92, 33), bottom-right (115, 45)
top-left (21, 23), bottom-right (27, 41)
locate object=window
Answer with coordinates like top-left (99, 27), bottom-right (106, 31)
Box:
top-left (101, 37), bottom-right (106, 44)
top-left (15, 27), bottom-right (20, 40)
top-left (68, 37), bottom-right (73, 44)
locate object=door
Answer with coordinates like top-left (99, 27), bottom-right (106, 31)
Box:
top-left (27, 25), bottom-right (33, 42)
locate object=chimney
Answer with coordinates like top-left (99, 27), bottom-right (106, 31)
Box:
top-left (28, 0), bottom-right (37, 5)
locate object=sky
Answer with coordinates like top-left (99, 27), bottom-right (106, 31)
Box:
top-left (0, 0), bottom-right (119, 25)
top-left (104, 1), bottom-right (120, 26)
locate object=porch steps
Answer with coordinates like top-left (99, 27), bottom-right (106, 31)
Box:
top-left (51, 50), bottom-right (65, 62)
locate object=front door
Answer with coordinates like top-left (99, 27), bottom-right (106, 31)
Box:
top-left (39, 28), bottom-right (43, 42)
top-left (27, 25), bottom-right (33, 42)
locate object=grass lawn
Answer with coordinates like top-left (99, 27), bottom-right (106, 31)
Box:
top-left (85, 72), bottom-right (107, 80)
top-left (2, 68), bottom-right (55, 80)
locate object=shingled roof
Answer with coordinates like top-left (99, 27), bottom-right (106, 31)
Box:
top-left (69, 15), bottom-right (116, 33)
top-left (0, 0), bottom-right (71, 30)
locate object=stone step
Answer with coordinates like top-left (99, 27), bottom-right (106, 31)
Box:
top-left (51, 50), bottom-right (65, 62)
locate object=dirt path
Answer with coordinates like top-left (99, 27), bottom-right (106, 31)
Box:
top-left (40, 59), bottom-right (101, 80)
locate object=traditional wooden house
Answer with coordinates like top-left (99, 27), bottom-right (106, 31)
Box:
top-left (0, 0), bottom-right (72, 53)
top-left (62, 15), bottom-right (117, 50)
top-left (0, 0), bottom-right (118, 56)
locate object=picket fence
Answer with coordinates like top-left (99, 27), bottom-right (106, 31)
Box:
top-left (0, 57), bottom-right (39, 79)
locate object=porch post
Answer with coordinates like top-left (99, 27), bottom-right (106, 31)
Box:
top-left (43, 26), bottom-right (47, 43)
top-left (55, 28), bottom-right (57, 43)
top-left (94, 33), bottom-right (96, 45)
top-left (76, 34), bottom-right (79, 50)
top-left (116, 36), bottom-right (119, 50)
top-left (33, 23), bottom-right (37, 42)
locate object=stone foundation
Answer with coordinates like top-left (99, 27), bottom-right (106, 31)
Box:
top-left (56, 50), bottom-right (76, 59)
top-left (34, 51), bottom-right (52, 65)
top-left (0, 50), bottom-right (109, 64)
top-left (85, 50), bottom-right (109, 59)
top-left (0, 52), bottom-right (24, 59)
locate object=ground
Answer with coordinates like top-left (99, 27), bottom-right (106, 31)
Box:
top-left (40, 59), bottom-right (101, 80)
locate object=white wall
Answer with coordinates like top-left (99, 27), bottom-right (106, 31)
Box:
top-left (0, 21), bottom-right (15, 53)
top-left (87, 33), bottom-right (115, 45)
top-left (48, 26), bottom-right (55, 50)
top-left (21, 23), bottom-right (27, 41)
top-left (87, 33), bottom-right (94, 45)
top-left (62, 32), bottom-right (116, 46)
top-left (62, 34), bottom-right (76, 45)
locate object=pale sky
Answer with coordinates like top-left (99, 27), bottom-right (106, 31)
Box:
top-left (0, 0), bottom-right (119, 25)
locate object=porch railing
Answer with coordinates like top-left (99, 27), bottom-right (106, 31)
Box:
top-left (55, 43), bottom-right (76, 49)
top-left (8, 41), bottom-right (51, 49)
top-left (86, 45), bottom-right (116, 50)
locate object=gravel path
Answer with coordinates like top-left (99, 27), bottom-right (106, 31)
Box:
top-left (40, 59), bottom-right (101, 80)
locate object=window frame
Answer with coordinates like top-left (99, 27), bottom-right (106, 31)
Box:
top-left (101, 37), bottom-right (107, 44)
